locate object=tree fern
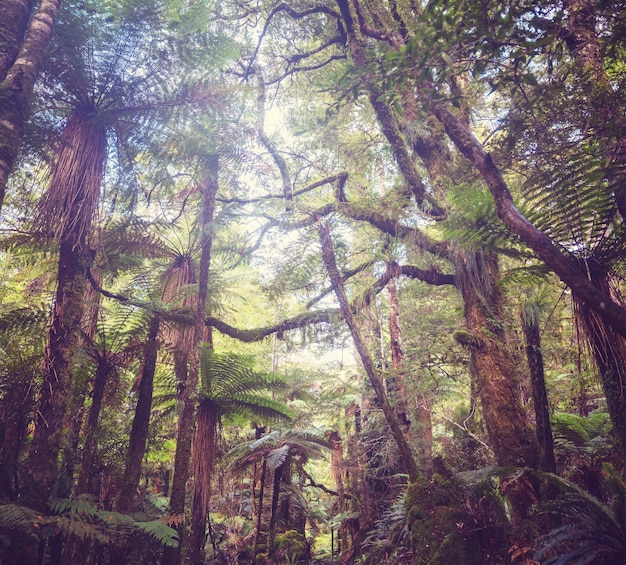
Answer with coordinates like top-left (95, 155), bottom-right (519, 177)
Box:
top-left (0, 497), bottom-right (179, 557)
top-left (533, 465), bottom-right (626, 564)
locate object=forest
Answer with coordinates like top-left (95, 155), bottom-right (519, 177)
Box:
top-left (1, 0), bottom-right (626, 564)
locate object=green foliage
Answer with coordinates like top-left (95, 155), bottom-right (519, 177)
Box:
top-left (534, 465), bottom-right (626, 564)
top-left (228, 428), bottom-right (330, 472)
top-left (361, 495), bottom-right (411, 564)
top-left (0, 497), bottom-right (179, 555)
top-left (199, 347), bottom-right (292, 424)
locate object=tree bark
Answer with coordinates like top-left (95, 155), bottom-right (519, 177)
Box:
top-left (0, 0), bottom-right (33, 81)
top-left (253, 459), bottom-right (267, 558)
top-left (521, 306), bottom-right (556, 473)
top-left (268, 463), bottom-right (284, 559)
top-left (574, 270), bottom-right (626, 457)
top-left (0, 0), bottom-right (61, 212)
top-left (20, 239), bottom-right (89, 514)
top-left (163, 153), bottom-right (219, 565)
top-left (319, 221), bottom-right (420, 482)
top-left (116, 314), bottom-right (160, 513)
top-left (76, 360), bottom-right (110, 495)
top-left (189, 403), bottom-right (218, 565)
top-left (456, 250), bottom-right (539, 467)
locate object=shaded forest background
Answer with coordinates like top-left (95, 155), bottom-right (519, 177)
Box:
top-left (1, 0), bottom-right (626, 564)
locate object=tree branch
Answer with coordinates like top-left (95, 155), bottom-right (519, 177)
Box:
top-left (244, 2), bottom-right (342, 80)
top-left (433, 103), bottom-right (626, 339)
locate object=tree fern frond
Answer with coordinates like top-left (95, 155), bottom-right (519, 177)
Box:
top-left (0, 504), bottom-right (41, 541)
top-left (266, 444), bottom-right (290, 470)
top-left (0, 305), bottom-right (48, 337)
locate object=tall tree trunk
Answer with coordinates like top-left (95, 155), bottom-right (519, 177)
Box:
top-left (116, 314), bottom-right (160, 513)
top-left (521, 305), bottom-right (556, 473)
top-left (278, 454), bottom-right (292, 531)
top-left (268, 463), bottom-right (284, 559)
top-left (20, 239), bottom-right (89, 514)
top-left (0, 0), bottom-right (61, 211)
top-left (574, 269), bottom-right (626, 457)
top-left (319, 222), bottom-right (419, 482)
top-left (456, 250), bottom-right (539, 468)
top-left (59, 270), bottom-right (102, 499)
top-left (329, 431), bottom-right (348, 553)
top-left (0, 0), bottom-right (33, 81)
top-left (163, 153), bottom-right (218, 565)
top-left (189, 404), bottom-right (218, 565)
top-left (20, 108), bottom-right (106, 517)
top-left (76, 360), bottom-right (110, 495)
top-left (253, 459), bottom-right (268, 558)
top-left (387, 269), bottom-right (433, 475)
top-left (0, 374), bottom-right (33, 502)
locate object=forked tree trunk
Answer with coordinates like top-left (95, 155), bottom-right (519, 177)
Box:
top-left (456, 251), bottom-right (539, 468)
top-left (117, 314), bottom-right (160, 513)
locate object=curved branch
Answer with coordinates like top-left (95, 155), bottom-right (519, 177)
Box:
top-left (433, 103), bottom-right (626, 339)
top-left (339, 202), bottom-right (449, 258)
top-left (206, 310), bottom-right (337, 342)
top-left (244, 2), bottom-right (342, 80)
top-left (266, 54), bottom-right (347, 85)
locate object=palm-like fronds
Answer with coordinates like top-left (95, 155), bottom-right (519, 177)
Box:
top-left (198, 348), bottom-right (291, 423)
top-left (533, 464), bottom-right (626, 564)
top-left (520, 143), bottom-right (625, 264)
top-left (0, 497), bottom-right (179, 554)
top-left (228, 427), bottom-right (330, 473)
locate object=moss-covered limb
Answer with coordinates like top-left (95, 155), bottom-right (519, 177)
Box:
top-left (339, 201), bottom-right (450, 258)
top-left (0, 0), bottom-right (60, 213)
top-left (89, 260), bottom-right (450, 344)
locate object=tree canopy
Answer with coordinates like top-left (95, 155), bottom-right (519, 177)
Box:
top-left (1, 1), bottom-right (626, 564)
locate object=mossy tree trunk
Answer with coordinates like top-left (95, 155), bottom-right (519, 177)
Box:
top-left (21, 239), bottom-right (89, 516)
top-left (521, 306), bottom-right (556, 473)
top-left (457, 250), bottom-right (539, 468)
top-left (0, 0), bottom-right (60, 212)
